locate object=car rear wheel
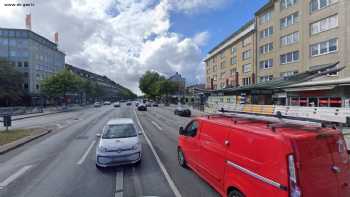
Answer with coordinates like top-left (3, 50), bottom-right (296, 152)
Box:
top-left (177, 148), bottom-right (187, 168)
top-left (228, 190), bottom-right (245, 197)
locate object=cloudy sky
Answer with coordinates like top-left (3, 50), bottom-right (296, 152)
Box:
top-left (0, 0), bottom-right (266, 94)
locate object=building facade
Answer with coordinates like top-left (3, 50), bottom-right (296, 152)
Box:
top-left (0, 28), bottom-right (65, 96)
top-left (168, 72), bottom-right (186, 96)
top-left (204, 20), bottom-right (256, 90)
top-left (256, 0), bottom-right (350, 82)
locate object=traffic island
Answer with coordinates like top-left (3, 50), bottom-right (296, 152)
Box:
top-left (0, 128), bottom-right (51, 154)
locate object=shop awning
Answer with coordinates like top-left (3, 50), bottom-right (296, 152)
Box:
top-left (284, 85), bottom-right (336, 92)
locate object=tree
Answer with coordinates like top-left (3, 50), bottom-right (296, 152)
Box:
top-left (0, 59), bottom-right (24, 106)
top-left (139, 71), bottom-right (165, 98)
top-left (41, 69), bottom-right (83, 105)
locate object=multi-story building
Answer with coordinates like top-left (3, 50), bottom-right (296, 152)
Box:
top-left (168, 72), bottom-right (186, 95)
top-left (256, 0), bottom-right (350, 81)
top-left (0, 28), bottom-right (65, 96)
top-left (204, 20), bottom-right (256, 90)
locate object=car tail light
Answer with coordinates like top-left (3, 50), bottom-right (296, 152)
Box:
top-left (288, 154), bottom-right (301, 197)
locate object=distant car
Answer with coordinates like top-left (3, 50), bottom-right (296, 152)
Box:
top-left (94, 102), bottom-right (102, 107)
top-left (135, 102), bottom-right (140, 107)
top-left (174, 106), bottom-right (191, 117)
top-left (113, 102), bottom-right (120, 107)
top-left (146, 102), bottom-right (152, 107)
top-left (137, 104), bottom-right (147, 111)
top-left (152, 102), bottom-right (159, 107)
top-left (103, 101), bottom-right (111, 105)
top-left (96, 118), bottom-right (142, 168)
top-left (126, 102), bottom-right (132, 106)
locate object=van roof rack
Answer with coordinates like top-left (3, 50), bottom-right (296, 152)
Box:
top-left (217, 107), bottom-right (348, 131)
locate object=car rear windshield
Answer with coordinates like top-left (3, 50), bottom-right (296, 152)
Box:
top-left (102, 124), bottom-right (137, 139)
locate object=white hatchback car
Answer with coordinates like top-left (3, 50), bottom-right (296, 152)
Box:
top-left (96, 118), bottom-right (142, 168)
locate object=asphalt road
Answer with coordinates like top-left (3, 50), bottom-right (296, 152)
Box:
top-left (0, 104), bottom-right (220, 197)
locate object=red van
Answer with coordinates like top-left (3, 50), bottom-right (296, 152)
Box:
top-left (177, 115), bottom-right (350, 197)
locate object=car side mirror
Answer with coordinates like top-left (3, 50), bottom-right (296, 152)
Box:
top-left (179, 127), bottom-right (185, 135)
top-left (138, 131), bottom-right (143, 135)
top-left (96, 133), bottom-right (101, 138)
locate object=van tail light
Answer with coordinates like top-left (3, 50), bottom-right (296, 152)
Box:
top-left (288, 154), bottom-right (301, 197)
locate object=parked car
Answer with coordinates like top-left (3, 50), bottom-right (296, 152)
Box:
top-left (96, 118), bottom-right (142, 168)
top-left (174, 106), bottom-right (191, 117)
top-left (152, 102), bottom-right (159, 107)
top-left (177, 115), bottom-right (350, 197)
top-left (146, 102), bottom-right (152, 107)
top-left (94, 102), bottom-right (101, 107)
top-left (103, 101), bottom-right (111, 105)
top-left (113, 102), bottom-right (120, 107)
top-left (137, 103), bottom-right (147, 111)
top-left (126, 101), bottom-right (132, 106)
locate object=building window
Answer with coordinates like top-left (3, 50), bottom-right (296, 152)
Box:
top-left (220, 51), bottom-right (225, 59)
top-left (242, 63), bottom-right (251, 73)
top-left (220, 72), bottom-right (225, 79)
top-left (213, 75), bottom-right (217, 81)
top-left (9, 51), bottom-right (16, 57)
top-left (281, 70), bottom-right (298, 78)
top-left (310, 15), bottom-right (338, 35)
top-left (24, 83), bottom-right (29, 89)
top-left (213, 65), bottom-right (217, 72)
top-left (231, 47), bottom-right (237, 55)
top-left (17, 62), bottom-right (22, 67)
top-left (242, 77), bottom-right (251, 86)
top-left (280, 51), bottom-right (300, 64)
top-left (259, 11), bottom-right (272, 24)
top-left (24, 72), bottom-right (29, 78)
top-left (259, 59), bottom-right (273, 69)
top-left (281, 32), bottom-right (299, 46)
top-left (260, 42), bottom-right (273, 54)
top-left (280, 0), bottom-right (297, 10)
top-left (24, 61), bottom-right (29, 67)
top-left (259, 75), bottom-right (273, 82)
top-left (280, 12), bottom-right (299, 29)
top-left (310, 38), bottom-right (338, 57)
top-left (310, 0), bottom-right (338, 13)
top-left (220, 61), bottom-right (225, 69)
top-left (231, 57), bottom-right (237, 65)
top-left (242, 50), bottom-right (251, 60)
top-left (260, 26), bottom-right (273, 39)
top-left (242, 36), bottom-right (252, 47)
top-left (36, 84), bottom-right (39, 90)
top-left (9, 39), bottom-right (16, 46)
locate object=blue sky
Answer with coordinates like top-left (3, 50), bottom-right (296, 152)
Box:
top-left (170, 0), bottom-right (268, 54)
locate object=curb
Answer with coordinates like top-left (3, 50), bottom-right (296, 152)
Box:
top-left (0, 129), bottom-right (52, 155)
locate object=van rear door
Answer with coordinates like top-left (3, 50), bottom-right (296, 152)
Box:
top-left (291, 132), bottom-right (339, 197)
top-left (326, 132), bottom-right (350, 197)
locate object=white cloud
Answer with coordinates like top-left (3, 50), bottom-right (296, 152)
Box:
top-left (0, 0), bottom-right (227, 94)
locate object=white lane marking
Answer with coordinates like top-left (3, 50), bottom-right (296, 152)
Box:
top-left (115, 169), bottom-right (124, 197)
top-left (56, 124), bottom-right (63, 129)
top-left (77, 140), bottom-right (96, 165)
top-left (0, 165), bottom-right (33, 189)
top-left (134, 109), bottom-right (182, 197)
top-left (151, 121), bottom-right (163, 131)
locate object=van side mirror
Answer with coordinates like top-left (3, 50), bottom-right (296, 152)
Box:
top-left (179, 127), bottom-right (185, 135)
top-left (138, 131), bottom-right (143, 135)
top-left (96, 133), bottom-right (101, 138)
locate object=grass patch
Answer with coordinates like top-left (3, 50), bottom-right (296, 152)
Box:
top-left (0, 129), bottom-right (35, 146)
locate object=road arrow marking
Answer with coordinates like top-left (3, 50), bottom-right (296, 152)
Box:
top-left (151, 121), bottom-right (163, 131)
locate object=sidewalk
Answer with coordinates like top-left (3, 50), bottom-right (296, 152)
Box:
top-left (0, 105), bottom-right (89, 122)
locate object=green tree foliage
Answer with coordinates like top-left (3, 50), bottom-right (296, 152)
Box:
top-left (0, 59), bottom-right (24, 105)
top-left (139, 70), bottom-right (178, 98)
top-left (41, 69), bottom-right (83, 100)
top-left (139, 71), bottom-right (165, 98)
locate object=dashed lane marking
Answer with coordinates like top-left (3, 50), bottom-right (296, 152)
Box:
top-left (134, 109), bottom-right (182, 197)
top-left (115, 169), bottom-right (124, 197)
top-left (77, 140), bottom-right (96, 165)
top-left (151, 121), bottom-right (163, 131)
top-left (0, 165), bottom-right (33, 189)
